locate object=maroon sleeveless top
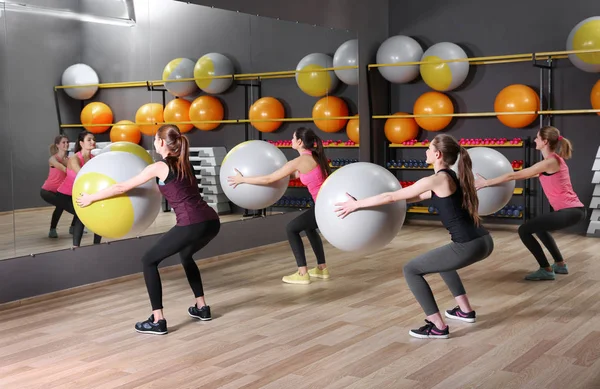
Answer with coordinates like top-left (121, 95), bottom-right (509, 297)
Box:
top-left (158, 161), bottom-right (219, 226)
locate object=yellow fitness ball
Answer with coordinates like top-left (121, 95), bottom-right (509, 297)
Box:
top-left (567, 16), bottom-right (600, 72)
top-left (295, 53), bottom-right (339, 97)
top-left (193, 53), bottom-right (234, 94)
top-left (420, 42), bottom-right (469, 92)
top-left (96, 141), bottom-right (154, 165)
top-left (73, 152), bottom-right (161, 239)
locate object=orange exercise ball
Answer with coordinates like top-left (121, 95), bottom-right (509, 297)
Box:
top-left (80, 102), bottom-right (113, 134)
top-left (164, 98), bottom-right (193, 133)
top-left (384, 113), bottom-right (419, 144)
top-left (249, 97), bottom-right (285, 133)
top-left (135, 103), bottom-right (164, 136)
top-left (189, 95), bottom-right (224, 131)
top-left (494, 84), bottom-right (539, 128)
top-left (312, 96), bottom-right (349, 133)
top-left (346, 114), bottom-right (359, 143)
top-left (413, 91), bottom-right (454, 132)
top-left (110, 120), bottom-right (141, 144)
top-left (591, 80), bottom-right (600, 115)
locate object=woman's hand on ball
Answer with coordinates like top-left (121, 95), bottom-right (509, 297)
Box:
top-left (334, 193), bottom-right (358, 219)
top-left (474, 173), bottom-right (488, 190)
top-left (227, 169), bottom-right (245, 188)
top-left (77, 193), bottom-right (93, 208)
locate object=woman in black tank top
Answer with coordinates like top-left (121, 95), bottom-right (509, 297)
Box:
top-left (336, 134), bottom-right (494, 339)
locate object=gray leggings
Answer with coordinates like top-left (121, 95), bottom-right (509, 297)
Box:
top-left (403, 234), bottom-right (494, 316)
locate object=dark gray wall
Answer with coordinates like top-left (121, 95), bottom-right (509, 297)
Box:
top-left (388, 0), bottom-right (599, 233)
top-left (4, 0), bottom-right (82, 211)
top-left (0, 6), bottom-right (13, 215)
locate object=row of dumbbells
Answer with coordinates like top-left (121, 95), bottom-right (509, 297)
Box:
top-left (387, 159), bottom-right (431, 169)
top-left (273, 196), bottom-right (315, 208)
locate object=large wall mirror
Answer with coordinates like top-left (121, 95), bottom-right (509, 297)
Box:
top-left (1, 0), bottom-right (357, 260)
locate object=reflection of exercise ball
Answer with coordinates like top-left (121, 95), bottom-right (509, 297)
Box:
top-left (296, 53), bottom-right (339, 97)
top-left (346, 114), bottom-right (359, 143)
top-left (249, 97), bottom-right (285, 133)
top-left (73, 152), bottom-right (161, 239)
top-left (413, 92), bottom-right (454, 132)
top-left (420, 42), bottom-right (469, 91)
top-left (219, 140), bottom-right (289, 210)
top-left (376, 35), bottom-right (423, 83)
top-left (315, 162), bottom-right (406, 253)
top-left (451, 147), bottom-right (515, 215)
top-left (162, 58), bottom-right (199, 97)
top-left (312, 96), bottom-right (349, 133)
top-left (110, 120), bottom-right (141, 144)
top-left (189, 95), bottom-right (224, 131)
top-left (61, 63), bottom-right (99, 100)
top-left (566, 16), bottom-right (600, 73)
top-left (494, 84), bottom-right (539, 128)
top-left (385, 113), bottom-right (419, 143)
top-left (591, 80), bottom-right (600, 114)
top-left (135, 103), bottom-right (164, 136)
top-left (98, 141), bottom-right (154, 165)
top-left (81, 102), bottom-right (113, 134)
top-left (164, 98), bottom-right (193, 133)
top-left (194, 53), bottom-right (234, 94)
top-left (333, 39), bottom-right (359, 85)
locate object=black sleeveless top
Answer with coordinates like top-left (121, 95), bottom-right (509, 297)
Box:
top-left (430, 169), bottom-right (488, 243)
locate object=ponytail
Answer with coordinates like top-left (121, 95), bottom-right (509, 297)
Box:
top-left (557, 137), bottom-right (573, 160)
top-left (312, 136), bottom-right (331, 179)
top-left (50, 135), bottom-right (67, 156)
top-left (176, 135), bottom-right (194, 184)
top-left (49, 144), bottom-right (59, 156)
top-left (458, 147), bottom-right (481, 226)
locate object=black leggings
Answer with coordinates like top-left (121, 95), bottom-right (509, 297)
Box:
top-left (286, 207), bottom-right (326, 268)
top-left (40, 189), bottom-right (75, 229)
top-left (518, 207), bottom-right (586, 268)
top-left (55, 193), bottom-right (102, 247)
top-left (141, 219), bottom-right (221, 310)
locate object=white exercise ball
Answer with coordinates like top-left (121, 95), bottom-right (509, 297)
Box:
top-left (61, 64), bottom-right (99, 100)
top-left (333, 39), bottom-right (359, 85)
top-left (315, 162), bottom-right (406, 253)
top-left (219, 140), bottom-right (290, 210)
top-left (451, 147), bottom-right (515, 215)
top-left (376, 35), bottom-right (423, 83)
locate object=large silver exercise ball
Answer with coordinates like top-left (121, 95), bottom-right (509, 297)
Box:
top-left (194, 53), bottom-right (235, 94)
top-left (333, 39), bottom-right (359, 85)
top-left (451, 147), bottom-right (515, 215)
top-left (295, 53), bottom-right (339, 97)
top-left (315, 162), bottom-right (406, 253)
top-left (61, 63), bottom-right (99, 100)
top-left (420, 42), bottom-right (469, 91)
top-left (219, 140), bottom-right (290, 210)
top-left (376, 35), bottom-right (423, 83)
top-left (162, 58), bottom-right (199, 97)
top-left (566, 16), bottom-right (600, 73)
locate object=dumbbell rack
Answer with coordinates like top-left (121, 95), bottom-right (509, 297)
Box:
top-left (188, 147), bottom-right (231, 215)
top-left (587, 145), bottom-right (600, 237)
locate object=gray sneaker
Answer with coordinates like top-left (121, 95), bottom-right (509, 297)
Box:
top-left (525, 268), bottom-right (555, 281)
top-left (552, 263), bottom-right (569, 274)
top-left (48, 228), bottom-right (58, 238)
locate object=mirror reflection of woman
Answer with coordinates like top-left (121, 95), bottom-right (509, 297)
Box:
top-left (40, 135), bottom-right (75, 238)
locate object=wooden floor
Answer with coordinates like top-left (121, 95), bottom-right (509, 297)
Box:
top-left (0, 207), bottom-right (246, 260)
top-left (1, 222), bottom-right (600, 388)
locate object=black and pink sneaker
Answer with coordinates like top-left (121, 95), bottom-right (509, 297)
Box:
top-left (445, 306), bottom-right (476, 323)
top-left (409, 320), bottom-right (449, 339)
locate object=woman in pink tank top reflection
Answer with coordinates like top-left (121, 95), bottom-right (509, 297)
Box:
top-left (40, 135), bottom-right (75, 238)
top-left (228, 128), bottom-right (331, 285)
top-left (475, 126), bottom-right (585, 281)
top-left (55, 131), bottom-right (102, 248)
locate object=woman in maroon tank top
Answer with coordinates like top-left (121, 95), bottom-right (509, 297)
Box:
top-left (77, 125), bottom-right (220, 335)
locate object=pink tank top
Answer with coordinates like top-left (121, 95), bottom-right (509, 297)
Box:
top-left (41, 154), bottom-right (67, 192)
top-left (298, 151), bottom-right (327, 201)
top-left (538, 154), bottom-right (583, 211)
top-left (57, 152), bottom-right (89, 196)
